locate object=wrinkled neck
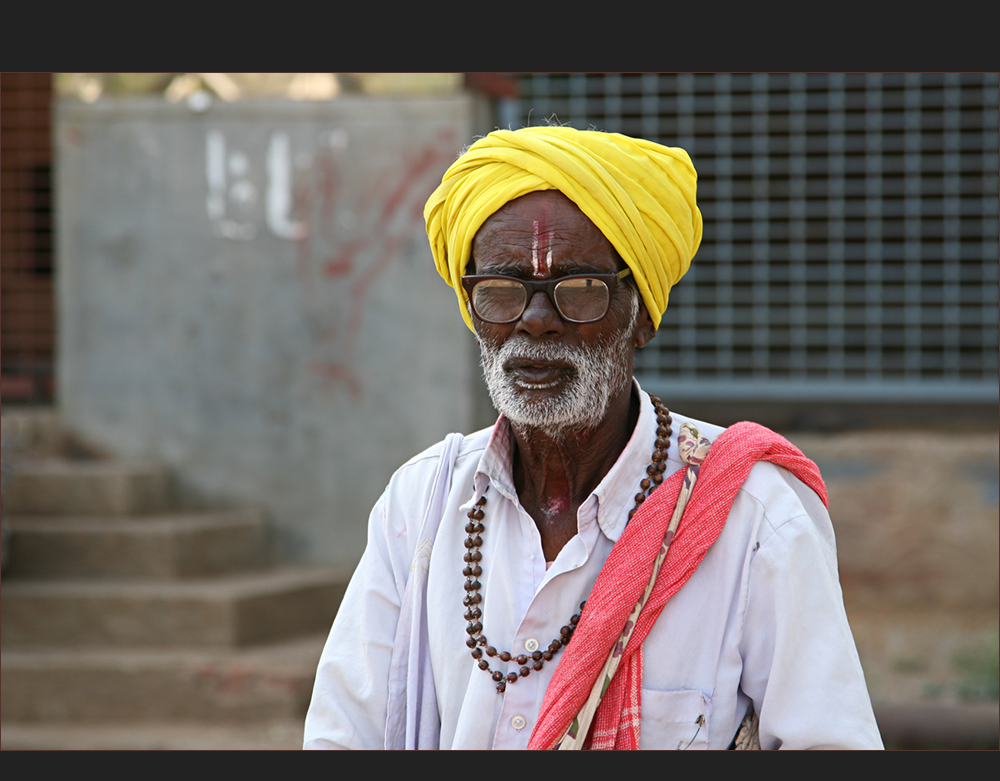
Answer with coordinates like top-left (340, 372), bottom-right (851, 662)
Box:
top-left (510, 383), bottom-right (639, 559)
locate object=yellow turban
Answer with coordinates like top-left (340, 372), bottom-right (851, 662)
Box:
top-left (424, 126), bottom-right (703, 333)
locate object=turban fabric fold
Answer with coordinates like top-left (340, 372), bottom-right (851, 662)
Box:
top-left (423, 126), bottom-right (703, 333)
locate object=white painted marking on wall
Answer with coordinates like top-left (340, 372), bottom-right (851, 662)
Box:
top-left (324, 128), bottom-right (349, 152)
top-left (187, 90), bottom-right (212, 112)
top-left (267, 132), bottom-right (309, 241)
top-left (229, 152), bottom-right (249, 177)
top-left (230, 180), bottom-right (257, 209)
top-left (206, 131), bottom-right (226, 221)
top-left (205, 131), bottom-right (256, 241)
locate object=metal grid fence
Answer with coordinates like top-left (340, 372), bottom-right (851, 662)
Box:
top-left (499, 73), bottom-right (999, 403)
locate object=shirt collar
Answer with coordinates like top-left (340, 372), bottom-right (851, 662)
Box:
top-left (473, 413), bottom-right (517, 504)
top-left (588, 379), bottom-right (658, 542)
top-left (470, 379), bottom-right (662, 543)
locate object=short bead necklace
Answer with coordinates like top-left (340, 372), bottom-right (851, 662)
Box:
top-left (463, 397), bottom-right (673, 693)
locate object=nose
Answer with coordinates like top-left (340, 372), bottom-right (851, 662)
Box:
top-left (516, 291), bottom-right (564, 338)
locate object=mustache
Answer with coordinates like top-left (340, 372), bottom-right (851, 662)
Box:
top-left (480, 337), bottom-right (592, 367)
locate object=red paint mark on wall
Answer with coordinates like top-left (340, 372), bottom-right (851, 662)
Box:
top-left (322, 237), bottom-right (366, 277)
top-left (310, 361), bottom-right (363, 401)
top-left (322, 257), bottom-right (353, 277)
top-left (290, 126), bottom-right (458, 400)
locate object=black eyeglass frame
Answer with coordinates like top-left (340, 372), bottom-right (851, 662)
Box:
top-left (461, 268), bottom-right (633, 325)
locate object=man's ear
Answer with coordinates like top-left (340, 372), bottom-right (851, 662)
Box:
top-left (634, 300), bottom-right (656, 349)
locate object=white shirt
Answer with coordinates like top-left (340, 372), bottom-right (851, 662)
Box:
top-left (304, 385), bottom-right (883, 749)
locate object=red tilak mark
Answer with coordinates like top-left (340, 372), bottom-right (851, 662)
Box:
top-left (533, 214), bottom-right (551, 278)
top-left (532, 221), bottom-right (540, 276)
top-left (543, 494), bottom-right (569, 515)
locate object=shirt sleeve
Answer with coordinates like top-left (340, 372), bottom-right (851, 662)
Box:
top-left (737, 467), bottom-right (884, 750)
top-left (303, 489), bottom-right (406, 749)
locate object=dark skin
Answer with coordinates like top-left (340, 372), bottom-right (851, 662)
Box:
top-left (471, 191), bottom-right (656, 562)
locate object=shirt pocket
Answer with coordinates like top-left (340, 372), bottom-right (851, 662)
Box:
top-left (639, 689), bottom-right (711, 750)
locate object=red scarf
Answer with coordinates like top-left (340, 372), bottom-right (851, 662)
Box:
top-left (527, 422), bottom-right (828, 750)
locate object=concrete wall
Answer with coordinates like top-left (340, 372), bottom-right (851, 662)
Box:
top-left (55, 94), bottom-right (497, 565)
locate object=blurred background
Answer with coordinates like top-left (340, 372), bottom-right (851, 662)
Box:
top-left (1, 72), bottom-right (997, 749)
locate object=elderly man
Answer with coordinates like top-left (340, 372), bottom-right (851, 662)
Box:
top-left (304, 126), bottom-right (882, 750)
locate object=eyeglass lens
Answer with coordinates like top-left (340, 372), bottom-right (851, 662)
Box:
top-left (471, 277), bottom-right (611, 323)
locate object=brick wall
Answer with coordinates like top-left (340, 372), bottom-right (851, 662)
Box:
top-left (1, 72), bottom-right (55, 403)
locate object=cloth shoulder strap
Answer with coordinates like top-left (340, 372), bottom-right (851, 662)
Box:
top-left (528, 421), bottom-right (827, 750)
top-left (384, 432), bottom-right (466, 750)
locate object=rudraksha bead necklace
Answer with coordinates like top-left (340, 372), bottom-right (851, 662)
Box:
top-left (464, 397), bottom-right (673, 693)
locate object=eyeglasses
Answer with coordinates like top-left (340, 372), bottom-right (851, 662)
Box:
top-left (461, 268), bottom-right (632, 325)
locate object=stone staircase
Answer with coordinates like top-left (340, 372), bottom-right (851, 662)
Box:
top-left (1, 410), bottom-right (350, 749)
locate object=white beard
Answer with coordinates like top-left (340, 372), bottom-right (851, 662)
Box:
top-left (478, 294), bottom-right (638, 440)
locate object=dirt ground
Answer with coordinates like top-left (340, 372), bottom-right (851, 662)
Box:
top-left (847, 605), bottom-right (997, 707)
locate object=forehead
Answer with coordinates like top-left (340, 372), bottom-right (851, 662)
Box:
top-left (471, 191), bottom-right (619, 273)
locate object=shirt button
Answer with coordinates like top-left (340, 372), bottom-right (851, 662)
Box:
top-left (524, 638), bottom-right (539, 652)
top-left (511, 715), bottom-right (526, 730)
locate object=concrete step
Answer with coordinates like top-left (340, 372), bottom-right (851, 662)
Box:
top-left (5, 509), bottom-right (268, 580)
top-left (4, 459), bottom-right (172, 516)
top-left (2, 566), bottom-right (351, 648)
top-left (1, 634), bottom-right (325, 725)
top-left (3, 706), bottom-right (995, 751)
top-left (1, 407), bottom-right (75, 458)
top-left (0, 721), bottom-right (306, 750)
top-left (873, 702), bottom-right (999, 750)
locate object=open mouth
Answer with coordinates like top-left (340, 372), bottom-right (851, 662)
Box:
top-left (504, 358), bottom-right (575, 388)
